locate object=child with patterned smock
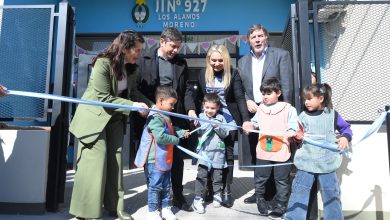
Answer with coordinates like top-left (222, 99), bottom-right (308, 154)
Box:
top-left (191, 93), bottom-right (230, 214)
top-left (242, 78), bottom-right (298, 219)
top-left (134, 86), bottom-right (189, 220)
top-left (285, 83), bottom-right (352, 220)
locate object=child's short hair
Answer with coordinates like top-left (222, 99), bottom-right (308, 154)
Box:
top-left (203, 93), bottom-right (220, 105)
top-left (155, 85), bottom-right (178, 101)
top-left (260, 77), bottom-right (282, 93)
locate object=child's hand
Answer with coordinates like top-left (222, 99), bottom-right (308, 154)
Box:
top-left (183, 130), bottom-right (190, 139)
top-left (242, 121), bottom-right (254, 135)
top-left (294, 130), bottom-right (304, 140)
top-left (286, 131), bottom-right (297, 138)
top-left (337, 137), bottom-right (349, 150)
top-left (294, 121), bottom-right (304, 140)
top-left (212, 123), bottom-right (219, 128)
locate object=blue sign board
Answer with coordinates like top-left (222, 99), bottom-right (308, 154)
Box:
top-left (5, 0), bottom-right (294, 33)
top-left (71, 0), bottom-right (294, 34)
top-left (5, 0), bottom-right (295, 55)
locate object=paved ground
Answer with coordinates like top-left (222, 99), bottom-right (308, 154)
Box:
top-left (0, 159), bottom-right (269, 220)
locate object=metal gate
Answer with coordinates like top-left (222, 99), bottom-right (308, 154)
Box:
top-left (285, 0), bottom-right (390, 121)
top-left (0, 5), bottom-right (54, 121)
top-left (311, 1), bottom-right (390, 122)
top-left (291, 1), bottom-right (390, 218)
top-left (0, 2), bottom-right (75, 212)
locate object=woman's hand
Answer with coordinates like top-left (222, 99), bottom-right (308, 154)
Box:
top-left (0, 85), bottom-right (8, 97)
top-left (246, 100), bottom-right (258, 113)
top-left (337, 137), bottom-right (349, 150)
top-left (188, 110), bottom-right (198, 126)
top-left (242, 121), bottom-right (254, 135)
top-left (133, 102), bottom-right (149, 117)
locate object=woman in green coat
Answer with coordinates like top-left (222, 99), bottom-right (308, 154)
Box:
top-left (69, 30), bottom-right (153, 220)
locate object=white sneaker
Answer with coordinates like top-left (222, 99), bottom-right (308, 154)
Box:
top-left (147, 210), bottom-right (162, 220)
top-left (192, 196), bottom-right (205, 214)
top-left (161, 206), bottom-right (177, 220)
top-left (213, 194), bottom-right (222, 208)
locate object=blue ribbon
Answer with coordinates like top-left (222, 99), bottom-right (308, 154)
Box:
top-left (6, 90), bottom-right (241, 130)
top-left (301, 110), bottom-right (389, 159)
top-left (239, 162), bottom-right (294, 168)
top-left (353, 111), bottom-right (388, 146)
top-left (176, 145), bottom-right (219, 170)
top-left (5, 89), bottom-right (390, 169)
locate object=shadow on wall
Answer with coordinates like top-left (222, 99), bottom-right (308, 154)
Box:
top-left (344, 185), bottom-right (383, 220)
top-left (336, 153), bottom-right (385, 220)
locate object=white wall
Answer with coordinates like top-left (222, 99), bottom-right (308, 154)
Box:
top-left (318, 124), bottom-right (390, 219)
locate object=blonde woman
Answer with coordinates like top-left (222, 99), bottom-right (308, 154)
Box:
top-left (185, 44), bottom-right (250, 209)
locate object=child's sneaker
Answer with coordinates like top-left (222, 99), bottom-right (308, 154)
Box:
top-left (191, 196), bottom-right (205, 214)
top-left (147, 210), bottom-right (162, 220)
top-left (213, 194), bottom-right (222, 208)
top-left (161, 206), bottom-right (177, 220)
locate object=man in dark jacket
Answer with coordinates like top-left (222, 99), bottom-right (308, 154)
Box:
top-left (135, 27), bottom-right (192, 211)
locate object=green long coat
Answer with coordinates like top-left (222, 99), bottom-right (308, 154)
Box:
top-left (69, 57), bottom-right (154, 218)
top-left (69, 58), bottom-right (153, 144)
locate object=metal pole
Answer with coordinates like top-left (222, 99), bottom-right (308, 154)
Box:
top-left (290, 4), bottom-right (301, 111)
top-left (312, 1), bottom-right (321, 83)
top-left (386, 105), bottom-right (390, 176)
top-left (46, 1), bottom-right (74, 212)
top-left (297, 0), bottom-right (311, 112)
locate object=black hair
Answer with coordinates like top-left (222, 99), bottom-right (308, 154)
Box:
top-left (155, 85), bottom-right (178, 101)
top-left (302, 83), bottom-right (333, 109)
top-left (92, 30), bottom-right (144, 80)
top-left (203, 93), bottom-right (220, 105)
top-left (260, 77), bottom-right (282, 94)
top-left (160, 27), bottom-right (183, 42)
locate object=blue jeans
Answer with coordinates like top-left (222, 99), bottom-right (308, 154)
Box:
top-left (146, 163), bottom-right (171, 212)
top-left (285, 170), bottom-right (343, 220)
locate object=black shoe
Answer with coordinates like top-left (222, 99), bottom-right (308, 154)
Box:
top-left (222, 184), bottom-right (234, 208)
top-left (256, 197), bottom-right (269, 216)
top-left (268, 203), bottom-right (286, 220)
top-left (172, 195), bottom-right (192, 211)
top-left (76, 217), bottom-right (102, 220)
top-left (203, 189), bottom-right (214, 202)
top-left (76, 218), bottom-right (102, 220)
top-left (244, 193), bottom-right (257, 204)
top-left (268, 211), bottom-right (284, 220)
top-left (109, 211), bottom-right (134, 220)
